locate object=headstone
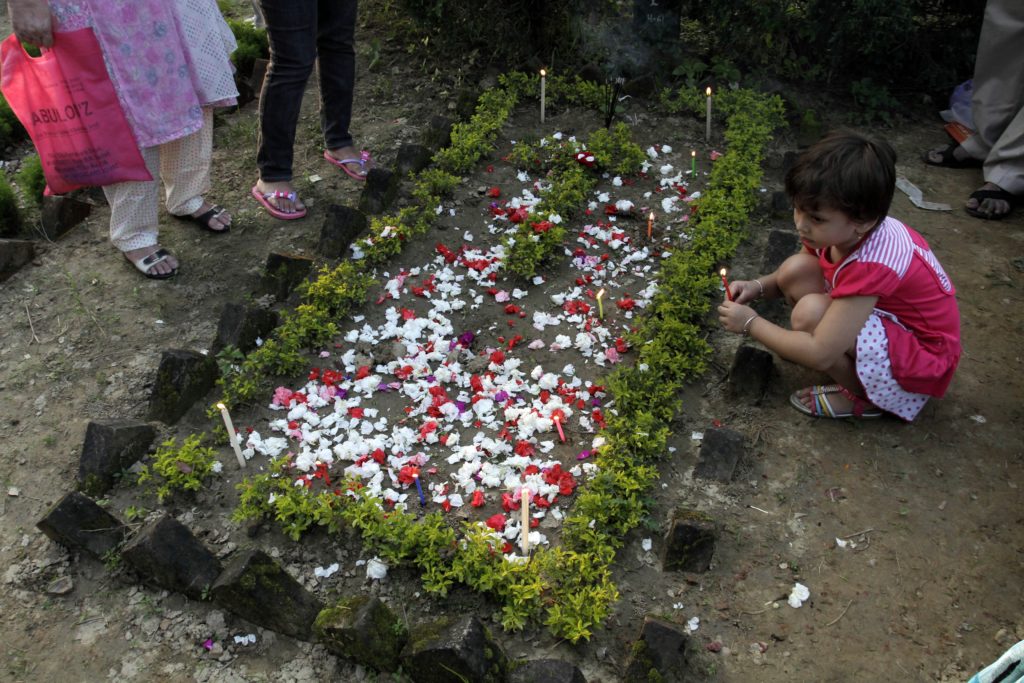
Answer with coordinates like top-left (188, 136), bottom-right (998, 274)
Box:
top-left (147, 349), bottom-right (218, 424)
top-left (509, 659), bottom-right (587, 683)
top-left (577, 63), bottom-right (604, 84)
top-left (211, 549), bottom-right (323, 640)
top-left (623, 74), bottom-right (657, 99)
top-left (632, 0), bottom-right (682, 46)
top-left (314, 596), bottom-right (407, 672)
top-left (36, 491), bottom-right (127, 559)
top-left (77, 418), bottom-right (156, 496)
top-left (120, 515), bottom-right (222, 600)
top-left (421, 116), bottom-right (453, 152)
top-left (0, 239), bottom-right (35, 282)
top-left (694, 427), bottom-right (744, 482)
top-left (261, 252), bottom-right (313, 302)
top-left (212, 303), bottom-right (280, 354)
top-left (400, 614), bottom-right (508, 683)
top-left (250, 58), bottom-right (269, 91)
top-left (762, 228), bottom-right (797, 272)
top-left (662, 508), bottom-right (716, 573)
top-left (40, 195), bottom-right (92, 240)
top-left (317, 204), bottom-right (368, 258)
top-left (770, 190), bottom-right (791, 218)
top-left (727, 345), bottom-right (774, 404)
top-left (623, 616), bottom-right (689, 682)
top-left (395, 144), bottom-right (433, 176)
top-left (358, 168), bottom-right (398, 216)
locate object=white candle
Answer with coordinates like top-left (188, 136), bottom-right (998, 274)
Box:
top-left (540, 69), bottom-right (547, 124)
top-left (705, 86), bottom-right (712, 142)
top-left (217, 402), bottom-right (247, 468)
top-left (520, 486), bottom-right (530, 555)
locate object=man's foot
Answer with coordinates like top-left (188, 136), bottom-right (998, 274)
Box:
top-left (189, 202), bottom-right (231, 232)
top-left (923, 143), bottom-right (982, 169)
top-left (254, 180), bottom-right (305, 215)
top-left (123, 245), bottom-right (179, 279)
top-left (965, 182), bottom-right (1016, 220)
top-left (325, 146), bottom-right (372, 180)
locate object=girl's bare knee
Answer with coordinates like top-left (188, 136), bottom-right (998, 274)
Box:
top-left (791, 293), bottom-right (830, 332)
top-left (777, 253), bottom-right (824, 303)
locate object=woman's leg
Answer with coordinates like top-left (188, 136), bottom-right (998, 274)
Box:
top-left (317, 0), bottom-right (366, 176)
top-left (161, 109), bottom-right (229, 231)
top-left (105, 146), bottom-right (178, 276)
top-left (255, 0), bottom-right (318, 211)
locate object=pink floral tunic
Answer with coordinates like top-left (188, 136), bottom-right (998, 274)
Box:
top-left (48, 0), bottom-right (238, 148)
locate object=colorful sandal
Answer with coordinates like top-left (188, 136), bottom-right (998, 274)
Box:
top-left (250, 186), bottom-right (307, 220)
top-left (789, 384), bottom-right (883, 419)
top-left (323, 149), bottom-right (372, 181)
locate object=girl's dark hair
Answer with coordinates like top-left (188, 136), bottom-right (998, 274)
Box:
top-left (785, 130), bottom-right (897, 224)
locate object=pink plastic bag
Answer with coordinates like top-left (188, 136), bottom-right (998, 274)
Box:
top-left (0, 28), bottom-right (151, 195)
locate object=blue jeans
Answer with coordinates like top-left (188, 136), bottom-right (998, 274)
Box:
top-left (256, 0), bottom-right (358, 182)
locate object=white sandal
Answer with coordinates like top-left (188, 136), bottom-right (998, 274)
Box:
top-left (123, 247), bottom-right (178, 280)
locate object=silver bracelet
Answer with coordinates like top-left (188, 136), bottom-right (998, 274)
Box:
top-left (742, 314), bottom-right (759, 335)
top-left (753, 279), bottom-right (765, 299)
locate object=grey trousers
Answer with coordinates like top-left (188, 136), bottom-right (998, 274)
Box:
top-left (961, 0), bottom-right (1024, 195)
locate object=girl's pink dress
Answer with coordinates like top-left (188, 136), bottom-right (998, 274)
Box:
top-left (811, 216), bottom-right (961, 420)
top-left (48, 0), bottom-right (238, 148)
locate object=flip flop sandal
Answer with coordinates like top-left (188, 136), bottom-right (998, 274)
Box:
top-left (922, 143), bottom-right (982, 169)
top-left (789, 384), bottom-right (883, 419)
top-left (183, 204), bottom-right (230, 233)
top-left (124, 247), bottom-right (178, 280)
top-left (965, 188), bottom-right (1017, 220)
top-left (324, 149), bottom-right (372, 181)
top-left (250, 186), bottom-right (307, 220)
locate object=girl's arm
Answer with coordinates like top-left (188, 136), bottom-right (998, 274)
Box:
top-left (8, 0), bottom-right (53, 47)
top-left (719, 295), bottom-right (878, 371)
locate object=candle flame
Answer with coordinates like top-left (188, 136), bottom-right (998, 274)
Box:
top-left (649, 212), bottom-right (655, 220)
top-left (216, 402), bottom-right (226, 410)
top-left (720, 268), bottom-right (727, 276)
top-left (691, 150), bottom-right (696, 157)
top-left (596, 288), bottom-right (605, 299)
top-left (706, 86), bottom-right (712, 96)
top-left (540, 69), bottom-right (546, 77)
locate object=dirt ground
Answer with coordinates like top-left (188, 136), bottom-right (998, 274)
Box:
top-left (1, 4), bottom-right (1022, 682)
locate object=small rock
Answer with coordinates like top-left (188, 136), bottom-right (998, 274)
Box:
top-left (46, 576), bottom-right (74, 595)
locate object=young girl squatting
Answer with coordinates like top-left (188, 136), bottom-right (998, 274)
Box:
top-left (718, 131), bottom-right (961, 420)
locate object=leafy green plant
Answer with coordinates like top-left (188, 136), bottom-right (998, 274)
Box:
top-left (0, 95), bottom-right (27, 150)
top-left (137, 434), bottom-right (218, 503)
top-left (226, 19), bottom-right (269, 79)
top-left (16, 154), bottom-right (45, 206)
top-left (0, 173), bottom-right (22, 237)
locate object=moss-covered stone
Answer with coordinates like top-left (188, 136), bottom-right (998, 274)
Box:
top-left (314, 595), bottom-right (407, 673)
top-left (210, 549), bottom-right (323, 640)
top-left (401, 614), bottom-right (507, 683)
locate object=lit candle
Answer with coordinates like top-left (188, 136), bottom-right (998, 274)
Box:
top-left (647, 211), bottom-right (654, 239)
top-left (705, 86), bottom-right (712, 141)
top-left (540, 69), bottom-right (546, 124)
top-left (520, 487), bottom-right (530, 555)
top-left (216, 402), bottom-right (247, 469)
top-left (691, 150), bottom-right (696, 175)
top-left (596, 288), bottom-right (606, 319)
top-left (413, 473), bottom-right (426, 506)
top-left (553, 414), bottom-right (565, 442)
top-left (719, 268), bottom-right (734, 301)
